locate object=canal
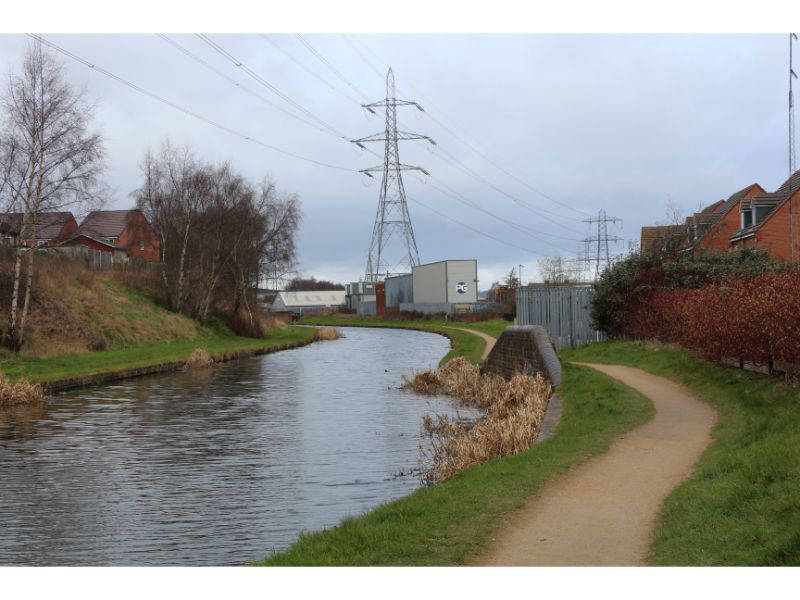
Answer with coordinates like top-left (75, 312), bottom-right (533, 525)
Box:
top-left (0, 327), bottom-right (475, 566)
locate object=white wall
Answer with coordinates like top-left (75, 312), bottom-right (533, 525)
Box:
top-left (445, 260), bottom-right (478, 303)
top-left (413, 261), bottom-right (447, 303)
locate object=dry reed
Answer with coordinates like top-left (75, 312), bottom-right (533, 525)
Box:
top-left (314, 326), bottom-right (343, 341)
top-left (185, 347), bottom-right (214, 369)
top-left (407, 357), bottom-right (551, 485)
top-left (0, 372), bottom-right (45, 408)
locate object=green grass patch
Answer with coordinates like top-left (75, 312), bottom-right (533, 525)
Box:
top-left (0, 326), bottom-right (315, 385)
top-left (561, 340), bottom-right (800, 566)
top-left (255, 362), bottom-right (654, 565)
top-left (300, 316), bottom-right (508, 365)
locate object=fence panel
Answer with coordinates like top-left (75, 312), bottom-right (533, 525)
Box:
top-left (516, 285), bottom-right (604, 349)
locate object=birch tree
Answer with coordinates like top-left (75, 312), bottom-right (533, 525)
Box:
top-left (0, 40), bottom-right (105, 350)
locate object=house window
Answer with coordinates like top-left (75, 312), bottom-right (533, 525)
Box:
top-left (741, 209), bottom-right (753, 228)
top-left (138, 240), bottom-right (144, 251)
top-left (755, 206), bottom-right (772, 225)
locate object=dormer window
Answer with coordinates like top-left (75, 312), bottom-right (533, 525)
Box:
top-left (741, 209), bottom-right (753, 228)
top-left (754, 206), bottom-right (772, 225)
top-left (138, 240), bottom-right (144, 251)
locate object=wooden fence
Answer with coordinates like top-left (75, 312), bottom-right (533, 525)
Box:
top-left (516, 284), bottom-right (604, 349)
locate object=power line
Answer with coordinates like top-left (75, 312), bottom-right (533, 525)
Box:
top-left (295, 34), bottom-right (371, 102)
top-left (260, 34), bottom-right (363, 105)
top-left (419, 175), bottom-right (582, 251)
top-left (157, 34), bottom-right (342, 140)
top-left (407, 195), bottom-right (548, 256)
top-left (27, 34), bottom-right (355, 173)
top-left (427, 145), bottom-right (586, 235)
top-left (342, 35), bottom-right (592, 219)
top-left (254, 33), bottom-right (583, 250)
top-left (197, 33), bottom-right (350, 141)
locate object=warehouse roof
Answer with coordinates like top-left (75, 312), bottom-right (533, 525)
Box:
top-left (272, 291), bottom-right (346, 308)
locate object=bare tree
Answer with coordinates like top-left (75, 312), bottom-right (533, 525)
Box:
top-left (0, 40), bottom-right (105, 350)
top-left (134, 142), bottom-right (300, 334)
top-left (537, 255), bottom-right (585, 285)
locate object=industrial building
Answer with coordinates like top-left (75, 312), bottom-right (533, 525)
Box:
top-left (344, 281), bottom-right (377, 315)
top-left (382, 259), bottom-right (479, 315)
top-left (269, 291), bottom-right (346, 314)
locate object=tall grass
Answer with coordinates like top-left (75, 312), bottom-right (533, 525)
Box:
top-left (314, 326), bottom-right (343, 341)
top-left (407, 357), bottom-right (551, 484)
top-left (185, 347), bottom-right (214, 369)
top-left (0, 371), bottom-right (44, 407)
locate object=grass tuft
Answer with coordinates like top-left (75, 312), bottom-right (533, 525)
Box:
top-left (185, 347), bottom-right (214, 369)
top-left (407, 357), bottom-right (551, 484)
top-left (0, 371), bottom-right (44, 407)
top-left (313, 326), bottom-right (343, 341)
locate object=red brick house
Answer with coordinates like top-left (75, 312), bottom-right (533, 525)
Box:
top-left (730, 171), bottom-right (800, 260)
top-left (689, 183), bottom-right (765, 255)
top-left (61, 209), bottom-right (160, 262)
top-left (0, 211), bottom-right (77, 247)
top-left (640, 224), bottom-right (688, 256)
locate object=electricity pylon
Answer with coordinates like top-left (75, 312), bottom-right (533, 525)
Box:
top-left (582, 209), bottom-right (623, 280)
top-left (352, 68), bottom-right (435, 281)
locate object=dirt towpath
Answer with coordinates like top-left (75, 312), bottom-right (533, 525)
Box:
top-left (443, 326), bottom-right (497, 361)
top-left (477, 363), bottom-right (717, 566)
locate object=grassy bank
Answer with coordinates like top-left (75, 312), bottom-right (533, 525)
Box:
top-left (256, 362), bottom-right (653, 565)
top-left (0, 326), bottom-right (316, 386)
top-left (561, 341), bottom-right (800, 566)
top-left (300, 315), bottom-right (509, 365)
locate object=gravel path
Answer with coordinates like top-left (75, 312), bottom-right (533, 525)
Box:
top-left (444, 326), bottom-right (497, 361)
top-left (477, 363), bottom-right (717, 566)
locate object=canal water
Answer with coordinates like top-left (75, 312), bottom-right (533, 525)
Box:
top-left (0, 327), bottom-right (476, 566)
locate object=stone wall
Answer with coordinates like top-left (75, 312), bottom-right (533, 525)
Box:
top-left (481, 325), bottom-right (562, 386)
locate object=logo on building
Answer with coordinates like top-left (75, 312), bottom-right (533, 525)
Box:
top-left (456, 281), bottom-right (468, 294)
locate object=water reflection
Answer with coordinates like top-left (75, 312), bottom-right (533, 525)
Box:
top-left (0, 327), bottom-right (476, 566)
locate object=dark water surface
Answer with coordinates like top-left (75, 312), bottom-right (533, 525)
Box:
top-left (0, 327), bottom-right (474, 566)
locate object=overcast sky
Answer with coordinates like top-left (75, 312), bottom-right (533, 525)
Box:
top-left (0, 34), bottom-right (793, 286)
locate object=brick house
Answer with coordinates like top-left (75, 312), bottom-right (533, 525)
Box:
top-left (729, 170), bottom-right (800, 260)
top-left (61, 209), bottom-right (160, 262)
top-left (0, 211), bottom-right (77, 247)
top-left (640, 224), bottom-right (688, 256)
top-left (689, 183), bottom-right (765, 255)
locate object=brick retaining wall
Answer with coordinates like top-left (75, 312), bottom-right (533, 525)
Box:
top-left (481, 325), bottom-right (562, 386)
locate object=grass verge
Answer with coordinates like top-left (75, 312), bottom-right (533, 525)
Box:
top-left (561, 340), bottom-right (800, 566)
top-left (255, 362), bottom-right (653, 565)
top-left (0, 326), bottom-right (315, 386)
top-left (300, 315), bottom-right (508, 365)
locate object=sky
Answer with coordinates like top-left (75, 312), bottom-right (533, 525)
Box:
top-left (0, 33), bottom-right (794, 288)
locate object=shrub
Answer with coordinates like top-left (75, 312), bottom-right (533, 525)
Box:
top-left (625, 272), bottom-right (800, 367)
top-left (591, 248), bottom-right (791, 338)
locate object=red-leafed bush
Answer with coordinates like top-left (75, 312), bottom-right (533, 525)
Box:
top-left (626, 272), bottom-right (800, 366)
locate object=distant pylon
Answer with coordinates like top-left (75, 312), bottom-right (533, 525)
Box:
top-left (351, 68), bottom-right (435, 281)
top-left (582, 209), bottom-right (623, 280)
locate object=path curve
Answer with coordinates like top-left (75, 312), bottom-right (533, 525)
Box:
top-left (443, 327), bottom-right (497, 361)
top-left (477, 363), bottom-right (717, 566)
